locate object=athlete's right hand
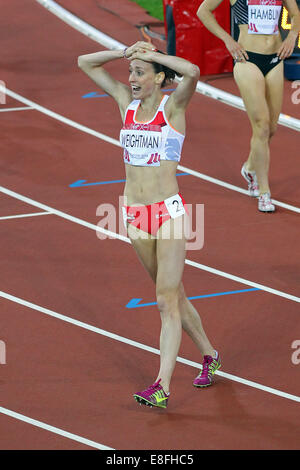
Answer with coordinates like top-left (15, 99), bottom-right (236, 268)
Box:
top-left (125, 41), bottom-right (157, 59)
top-left (224, 37), bottom-right (248, 63)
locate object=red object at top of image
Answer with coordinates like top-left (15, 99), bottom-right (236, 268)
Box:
top-left (163, 0), bottom-right (233, 75)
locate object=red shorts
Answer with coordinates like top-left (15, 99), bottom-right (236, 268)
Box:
top-left (123, 193), bottom-right (187, 237)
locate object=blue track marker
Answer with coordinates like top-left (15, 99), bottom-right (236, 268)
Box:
top-left (70, 179), bottom-right (126, 188)
top-left (82, 92), bottom-right (109, 98)
top-left (69, 173), bottom-right (189, 188)
top-left (126, 288), bottom-right (260, 308)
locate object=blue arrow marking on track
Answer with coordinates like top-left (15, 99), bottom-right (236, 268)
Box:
top-left (126, 288), bottom-right (260, 308)
top-left (69, 179), bottom-right (126, 188)
top-left (69, 173), bottom-right (189, 188)
top-left (127, 298), bottom-right (158, 308)
top-left (82, 92), bottom-right (109, 98)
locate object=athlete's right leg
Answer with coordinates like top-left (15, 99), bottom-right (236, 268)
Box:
top-left (234, 62), bottom-right (271, 195)
top-left (127, 223), bottom-right (157, 282)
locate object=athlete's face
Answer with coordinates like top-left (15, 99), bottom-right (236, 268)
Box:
top-left (129, 59), bottom-right (161, 98)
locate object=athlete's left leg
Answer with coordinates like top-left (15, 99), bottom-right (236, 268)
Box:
top-left (129, 217), bottom-right (216, 371)
top-left (265, 61), bottom-right (284, 141)
top-left (234, 61), bottom-right (271, 195)
top-left (178, 283), bottom-right (215, 358)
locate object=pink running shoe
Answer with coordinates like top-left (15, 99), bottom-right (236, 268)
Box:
top-left (133, 379), bottom-right (169, 408)
top-left (241, 164), bottom-right (259, 197)
top-left (193, 352), bottom-right (221, 388)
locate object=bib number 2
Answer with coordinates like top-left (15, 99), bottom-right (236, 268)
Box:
top-left (164, 194), bottom-right (186, 219)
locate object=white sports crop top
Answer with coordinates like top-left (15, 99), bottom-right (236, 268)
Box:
top-left (119, 95), bottom-right (185, 167)
top-left (232, 0), bottom-right (282, 35)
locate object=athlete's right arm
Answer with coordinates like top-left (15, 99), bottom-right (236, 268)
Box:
top-left (197, 0), bottom-right (248, 61)
top-left (77, 49), bottom-right (132, 118)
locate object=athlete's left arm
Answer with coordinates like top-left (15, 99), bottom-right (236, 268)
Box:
top-left (278, 0), bottom-right (300, 59)
top-left (150, 53), bottom-right (200, 133)
top-left (155, 54), bottom-right (200, 111)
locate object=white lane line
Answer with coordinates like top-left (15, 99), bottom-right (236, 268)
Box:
top-left (178, 165), bottom-right (300, 213)
top-left (0, 85), bottom-right (120, 147)
top-left (0, 185), bottom-right (129, 242)
top-left (0, 211), bottom-right (52, 220)
top-left (1, 289), bottom-right (299, 403)
top-left (0, 184), bottom-right (299, 304)
top-left (185, 259), bottom-right (300, 303)
top-left (1, 85), bottom-right (299, 214)
top-left (0, 406), bottom-right (114, 450)
top-left (35, 0), bottom-right (300, 131)
top-left (35, 0), bottom-right (124, 50)
top-left (0, 106), bottom-right (33, 112)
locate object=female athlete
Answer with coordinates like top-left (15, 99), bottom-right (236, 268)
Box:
top-left (198, 0), bottom-right (300, 212)
top-left (78, 41), bottom-right (221, 408)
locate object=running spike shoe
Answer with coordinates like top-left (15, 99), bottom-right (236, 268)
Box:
top-left (193, 352), bottom-right (221, 388)
top-left (241, 163), bottom-right (259, 197)
top-left (133, 379), bottom-right (169, 408)
top-left (258, 192), bottom-right (275, 213)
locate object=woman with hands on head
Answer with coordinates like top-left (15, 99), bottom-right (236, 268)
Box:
top-left (78, 41), bottom-right (221, 409)
top-left (197, 0), bottom-right (300, 212)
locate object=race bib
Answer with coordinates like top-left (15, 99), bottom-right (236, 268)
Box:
top-left (120, 127), bottom-right (162, 156)
top-left (248, 0), bottom-right (282, 35)
top-left (164, 194), bottom-right (186, 219)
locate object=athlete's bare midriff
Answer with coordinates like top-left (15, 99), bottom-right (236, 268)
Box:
top-left (124, 160), bottom-right (179, 206)
top-left (237, 24), bottom-right (283, 54)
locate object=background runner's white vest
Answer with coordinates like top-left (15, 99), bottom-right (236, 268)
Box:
top-left (248, 0), bottom-right (282, 35)
top-left (120, 95), bottom-right (185, 167)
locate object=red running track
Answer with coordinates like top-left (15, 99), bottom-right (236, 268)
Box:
top-left (0, 0), bottom-right (300, 450)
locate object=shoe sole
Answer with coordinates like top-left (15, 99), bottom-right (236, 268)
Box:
top-left (258, 207), bottom-right (276, 213)
top-left (193, 363), bottom-right (221, 388)
top-left (133, 395), bottom-right (167, 409)
top-left (193, 382), bottom-right (212, 388)
top-left (259, 210), bottom-right (275, 213)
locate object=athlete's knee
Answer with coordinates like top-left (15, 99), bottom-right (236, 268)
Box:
top-left (156, 287), bottom-right (180, 316)
top-left (252, 116), bottom-right (270, 140)
top-left (269, 123), bottom-right (278, 139)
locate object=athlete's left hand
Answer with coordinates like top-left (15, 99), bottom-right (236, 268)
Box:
top-left (277, 32), bottom-right (298, 60)
top-left (129, 49), bottom-right (157, 61)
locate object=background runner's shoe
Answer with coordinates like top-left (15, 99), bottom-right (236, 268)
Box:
top-left (258, 192), bottom-right (275, 213)
top-left (241, 164), bottom-right (259, 197)
top-left (193, 352), bottom-right (221, 388)
top-left (133, 379), bottom-right (169, 408)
